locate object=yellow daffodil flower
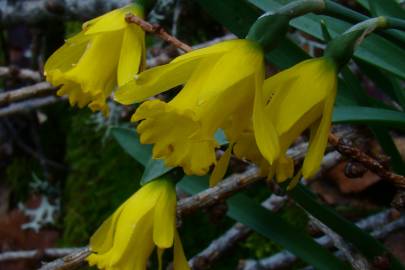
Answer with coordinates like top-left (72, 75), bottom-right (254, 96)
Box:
top-left (87, 179), bottom-right (190, 270)
top-left (115, 39), bottom-right (279, 176)
top-left (234, 57), bottom-right (337, 185)
top-left (44, 4), bottom-right (145, 115)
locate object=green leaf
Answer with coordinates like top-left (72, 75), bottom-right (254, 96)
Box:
top-left (177, 178), bottom-right (347, 269)
top-left (290, 185), bottom-right (405, 269)
top-left (333, 106), bottom-right (405, 128)
top-left (246, 0), bottom-right (405, 79)
top-left (111, 127), bottom-right (150, 167)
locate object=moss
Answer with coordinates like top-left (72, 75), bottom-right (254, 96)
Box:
top-left (60, 111), bottom-right (143, 246)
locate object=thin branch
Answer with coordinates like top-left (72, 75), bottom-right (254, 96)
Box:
top-left (239, 209), bottom-right (400, 270)
top-left (189, 195), bottom-right (288, 270)
top-left (0, 66), bottom-right (42, 81)
top-left (0, 0), bottom-right (132, 25)
top-left (177, 166), bottom-right (262, 217)
top-left (146, 34), bottom-right (236, 67)
top-left (0, 82), bottom-right (55, 106)
top-left (328, 134), bottom-right (405, 189)
top-left (125, 13), bottom-right (192, 52)
top-left (38, 247), bottom-right (91, 270)
top-left (0, 248), bottom-right (84, 262)
top-left (0, 96), bottom-right (65, 118)
top-left (308, 215), bottom-right (370, 270)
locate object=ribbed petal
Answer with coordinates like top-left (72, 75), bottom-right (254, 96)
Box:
top-left (173, 231), bottom-right (191, 270)
top-left (253, 72), bottom-right (279, 164)
top-left (114, 57), bottom-right (203, 104)
top-left (83, 4), bottom-right (143, 35)
top-left (153, 181), bottom-right (176, 248)
top-left (302, 89), bottom-right (336, 179)
top-left (44, 32), bottom-right (90, 81)
top-left (264, 58), bottom-right (336, 134)
top-left (117, 25), bottom-right (144, 86)
top-left (209, 143), bottom-right (233, 187)
top-left (64, 30), bottom-right (122, 98)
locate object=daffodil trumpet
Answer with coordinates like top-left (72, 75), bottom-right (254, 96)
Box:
top-left (87, 179), bottom-right (190, 270)
top-left (44, 4), bottom-right (146, 115)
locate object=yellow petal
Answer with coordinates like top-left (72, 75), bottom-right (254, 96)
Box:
top-left (302, 89), bottom-right (336, 179)
top-left (287, 170), bottom-right (302, 190)
top-left (275, 155), bottom-right (294, 183)
top-left (104, 182), bottom-right (163, 265)
top-left (89, 201), bottom-right (126, 254)
top-left (173, 230), bottom-right (190, 270)
top-left (117, 25), bottom-right (144, 86)
top-left (253, 72), bottom-right (279, 164)
top-left (265, 58), bottom-right (336, 134)
top-left (209, 143), bottom-right (233, 187)
top-left (114, 57), bottom-right (201, 104)
top-left (153, 181), bottom-right (176, 248)
top-left (44, 31), bottom-right (90, 80)
top-left (64, 30), bottom-right (122, 97)
top-left (83, 4), bottom-right (143, 35)
top-left (132, 100), bottom-right (217, 175)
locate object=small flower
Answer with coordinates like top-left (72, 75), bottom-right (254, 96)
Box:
top-left (115, 39), bottom-right (279, 176)
top-left (44, 4), bottom-right (145, 115)
top-left (86, 179), bottom-right (190, 270)
top-left (234, 57), bottom-right (337, 184)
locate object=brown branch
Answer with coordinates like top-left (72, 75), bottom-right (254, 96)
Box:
top-left (37, 247), bottom-right (90, 270)
top-left (0, 82), bottom-right (55, 107)
top-left (0, 95), bottom-right (65, 118)
top-left (0, 248), bottom-right (84, 262)
top-left (308, 215), bottom-right (370, 270)
top-left (177, 166), bottom-right (262, 217)
top-left (328, 134), bottom-right (405, 189)
top-left (0, 0), bottom-right (132, 25)
top-left (125, 13), bottom-right (192, 53)
top-left (239, 209), bottom-right (401, 270)
top-left (189, 195), bottom-right (287, 270)
top-left (0, 66), bottom-right (42, 81)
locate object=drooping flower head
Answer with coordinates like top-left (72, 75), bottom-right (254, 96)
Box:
top-left (115, 39), bottom-right (279, 176)
top-left (87, 179), bottom-right (189, 270)
top-left (234, 57), bottom-right (337, 184)
top-left (44, 4), bottom-right (146, 115)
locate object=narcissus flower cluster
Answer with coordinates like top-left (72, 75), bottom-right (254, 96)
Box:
top-left (44, 4), bottom-right (145, 115)
top-left (45, 4), bottom-right (340, 269)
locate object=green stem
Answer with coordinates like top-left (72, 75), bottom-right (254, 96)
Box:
top-left (324, 16), bottom-right (391, 69)
top-left (273, 0), bottom-right (325, 19)
top-left (324, 0), bottom-right (405, 44)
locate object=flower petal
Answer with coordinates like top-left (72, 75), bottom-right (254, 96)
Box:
top-left (209, 143), bottom-right (233, 187)
top-left (253, 72), bottom-right (279, 164)
top-left (302, 90), bottom-right (336, 179)
top-left (117, 25), bottom-right (144, 86)
top-left (153, 181), bottom-right (176, 248)
top-left (173, 230), bottom-right (190, 270)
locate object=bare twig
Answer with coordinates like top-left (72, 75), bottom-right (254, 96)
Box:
top-left (0, 96), bottom-right (65, 118)
top-left (0, 82), bottom-right (55, 106)
top-left (239, 209), bottom-right (399, 270)
top-left (328, 134), bottom-right (405, 189)
top-left (0, 248), bottom-right (84, 262)
top-left (0, 0), bottom-right (132, 25)
top-left (38, 247), bottom-right (90, 270)
top-left (177, 166), bottom-right (262, 217)
top-left (0, 66), bottom-right (42, 81)
top-left (189, 195), bottom-right (287, 270)
top-left (328, 133), bottom-right (405, 210)
top-left (125, 13), bottom-right (192, 52)
top-left (308, 215), bottom-right (370, 270)
top-left (146, 34), bottom-right (236, 67)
